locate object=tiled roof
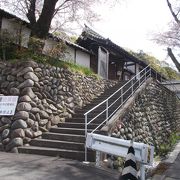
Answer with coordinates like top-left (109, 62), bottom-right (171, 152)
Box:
top-left (47, 34), bottom-right (92, 54)
top-left (0, 9), bottom-right (29, 26)
top-left (79, 25), bottom-right (149, 66)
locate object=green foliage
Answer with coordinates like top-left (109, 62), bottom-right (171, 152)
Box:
top-left (28, 37), bottom-right (44, 53)
top-left (0, 30), bottom-right (17, 60)
top-left (50, 59), bottom-right (99, 78)
top-left (1, 34), bottom-right (96, 77)
top-left (9, 47), bottom-right (98, 78)
top-left (69, 36), bottom-right (78, 43)
top-left (46, 41), bottom-right (67, 59)
top-left (130, 50), bottom-right (180, 80)
top-left (157, 132), bottom-right (180, 157)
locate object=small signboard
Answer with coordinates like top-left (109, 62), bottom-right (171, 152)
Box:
top-left (0, 96), bottom-right (18, 116)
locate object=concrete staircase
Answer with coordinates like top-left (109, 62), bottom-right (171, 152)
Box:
top-left (18, 80), bottom-right (139, 161)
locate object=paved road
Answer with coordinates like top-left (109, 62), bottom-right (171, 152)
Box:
top-left (0, 152), bottom-right (119, 180)
top-left (163, 152), bottom-right (180, 180)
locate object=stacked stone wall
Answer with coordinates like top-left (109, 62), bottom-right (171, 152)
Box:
top-left (0, 60), bottom-right (116, 152)
top-left (111, 81), bottom-right (180, 151)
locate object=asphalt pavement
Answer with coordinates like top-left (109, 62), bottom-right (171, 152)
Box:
top-left (0, 152), bottom-right (119, 180)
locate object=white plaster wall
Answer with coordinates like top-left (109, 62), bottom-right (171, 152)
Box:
top-left (126, 63), bottom-right (135, 73)
top-left (136, 63), bottom-right (140, 79)
top-left (1, 18), bottom-right (31, 47)
top-left (43, 39), bottom-right (58, 54)
top-left (76, 50), bottom-right (90, 68)
top-left (64, 46), bottom-right (75, 63)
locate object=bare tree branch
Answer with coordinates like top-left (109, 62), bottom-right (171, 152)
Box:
top-left (167, 0), bottom-right (180, 24)
top-left (167, 47), bottom-right (180, 71)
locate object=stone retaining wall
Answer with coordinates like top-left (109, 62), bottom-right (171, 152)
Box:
top-left (0, 60), bottom-right (116, 152)
top-left (110, 80), bottom-right (180, 151)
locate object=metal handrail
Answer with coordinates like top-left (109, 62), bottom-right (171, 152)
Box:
top-left (84, 66), bottom-right (150, 116)
top-left (84, 65), bottom-right (156, 161)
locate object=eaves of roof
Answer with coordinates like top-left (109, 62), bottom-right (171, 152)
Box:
top-left (47, 34), bottom-right (93, 55)
top-left (0, 9), bottom-right (29, 27)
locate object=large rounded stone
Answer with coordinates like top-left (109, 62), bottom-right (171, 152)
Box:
top-left (49, 104), bottom-right (57, 111)
top-left (39, 110), bottom-right (49, 119)
top-left (6, 137), bottom-right (23, 151)
top-left (10, 88), bottom-right (20, 95)
top-left (24, 129), bottom-right (33, 138)
top-left (21, 87), bottom-right (36, 99)
top-left (19, 95), bottom-right (31, 102)
top-left (1, 117), bottom-right (11, 125)
top-left (17, 102), bottom-right (32, 111)
top-left (17, 67), bottom-right (33, 77)
top-left (11, 119), bottom-right (27, 129)
top-left (24, 72), bottom-right (39, 82)
top-left (26, 118), bottom-right (34, 127)
top-left (39, 119), bottom-right (48, 126)
top-left (31, 107), bottom-right (40, 113)
top-left (67, 97), bottom-right (73, 103)
top-left (2, 129), bottom-right (10, 139)
top-left (20, 61), bottom-right (38, 68)
top-left (0, 124), bottom-right (10, 133)
top-left (18, 79), bottom-right (34, 89)
top-left (14, 111), bottom-right (29, 120)
top-left (7, 75), bottom-right (15, 81)
top-left (2, 138), bottom-right (10, 145)
top-left (11, 128), bottom-right (25, 138)
top-left (32, 121), bottom-right (39, 132)
top-left (51, 116), bottom-right (60, 125)
top-left (33, 131), bottom-right (42, 137)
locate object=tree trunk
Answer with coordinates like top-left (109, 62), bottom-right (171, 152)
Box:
top-left (31, 0), bottom-right (58, 39)
top-left (167, 47), bottom-right (180, 72)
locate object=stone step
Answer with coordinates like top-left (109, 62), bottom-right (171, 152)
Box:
top-left (82, 95), bottom-right (131, 111)
top-left (42, 132), bottom-right (85, 143)
top-left (58, 122), bottom-right (100, 129)
top-left (50, 127), bottom-right (99, 135)
top-left (65, 117), bottom-right (106, 124)
top-left (18, 146), bottom-right (95, 161)
top-left (30, 139), bottom-right (85, 151)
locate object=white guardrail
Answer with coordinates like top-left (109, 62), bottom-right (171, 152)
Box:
top-left (86, 133), bottom-right (154, 180)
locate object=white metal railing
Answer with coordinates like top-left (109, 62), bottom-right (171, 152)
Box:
top-left (84, 65), bottom-right (165, 161)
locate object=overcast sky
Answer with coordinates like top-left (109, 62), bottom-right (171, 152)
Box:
top-left (90, 0), bottom-right (174, 66)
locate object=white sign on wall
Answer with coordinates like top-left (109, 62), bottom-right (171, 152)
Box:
top-left (0, 96), bottom-right (18, 116)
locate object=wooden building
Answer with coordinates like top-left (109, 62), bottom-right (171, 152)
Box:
top-left (77, 25), bottom-right (150, 80)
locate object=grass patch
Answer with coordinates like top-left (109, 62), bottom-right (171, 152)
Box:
top-left (157, 132), bottom-right (180, 157)
top-left (8, 48), bottom-right (99, 78)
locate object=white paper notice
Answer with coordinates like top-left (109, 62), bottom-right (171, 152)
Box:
top-left (0, 96), bottom-right (18, 116)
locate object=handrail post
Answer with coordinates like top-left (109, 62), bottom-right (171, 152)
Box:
top-left (156, 71), bottom-right (157, 81)
top-left (145, 67), bottom-right (147, 81)
top-left (85, 114), bottom-right (88, 162)
top-left (131, 80), bottom-right (133, 95)
top-left (106, 100), bottom-right (108, 122)
top-left (121, 88), bottom-right (123, 104)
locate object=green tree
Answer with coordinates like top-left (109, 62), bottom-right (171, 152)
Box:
top-left (130, 50), bottom-right (180, 80)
